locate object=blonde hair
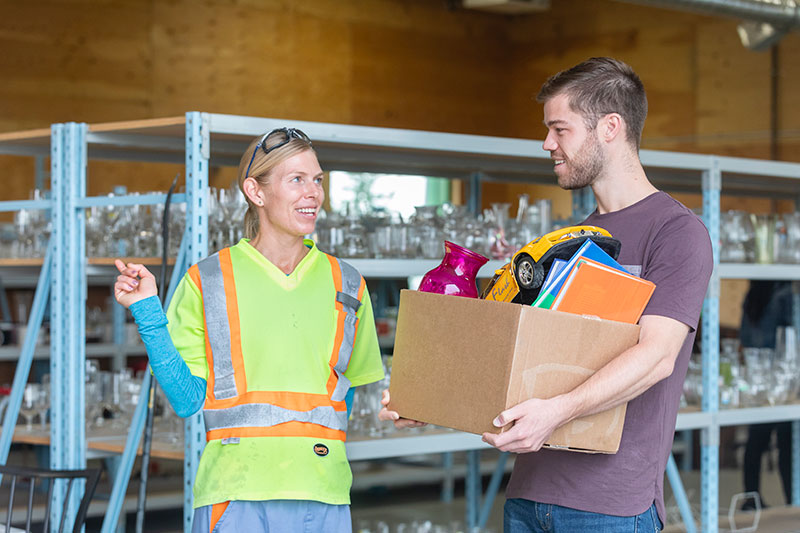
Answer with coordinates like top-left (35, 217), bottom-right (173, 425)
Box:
top-left (236, 130), bottom-right (315, 239)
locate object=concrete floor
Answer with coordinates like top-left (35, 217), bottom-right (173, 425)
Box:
top-left (351, 463), bottom-right (799, 533)
top-left (8, 445), bottom-right (799, 532)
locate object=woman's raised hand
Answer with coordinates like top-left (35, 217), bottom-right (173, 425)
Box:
top-left (114, 260), bottom-right (158, 309)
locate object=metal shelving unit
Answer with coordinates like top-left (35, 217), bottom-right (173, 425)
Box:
top-left (4, 112), bottom-right (800, 532)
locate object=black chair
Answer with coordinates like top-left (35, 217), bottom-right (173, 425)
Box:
top-left (0, 464), bottom-right (101, 533)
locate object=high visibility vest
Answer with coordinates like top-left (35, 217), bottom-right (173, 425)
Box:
top-left (187, 247), bottom-right (365, 443)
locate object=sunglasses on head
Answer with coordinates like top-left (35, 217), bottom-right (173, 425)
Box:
top-left (244, 127), bottom-right (312, 179)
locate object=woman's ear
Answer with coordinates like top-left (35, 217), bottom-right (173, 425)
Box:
top-left (242, 177), bottom-right (264, 207)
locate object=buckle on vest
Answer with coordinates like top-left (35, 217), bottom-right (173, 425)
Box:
top-left (221, 437), bottom-right (240, 445)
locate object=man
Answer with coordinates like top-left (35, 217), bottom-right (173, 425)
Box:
top-left (481, 57), bottom-right (713, 531)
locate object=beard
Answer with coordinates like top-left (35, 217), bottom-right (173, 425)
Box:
top-left (557, 132), bottom-right (604, 190)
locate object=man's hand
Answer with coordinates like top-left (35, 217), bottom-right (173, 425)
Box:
top-left (481, 397), bottom-right (569, 453)
top-left (378, 389), bottom-right (428, 429)
top-left (114, 260), bottom-right (158, 310)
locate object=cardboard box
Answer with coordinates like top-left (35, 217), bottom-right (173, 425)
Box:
top-left (387, 290), bottom-right (641, 453)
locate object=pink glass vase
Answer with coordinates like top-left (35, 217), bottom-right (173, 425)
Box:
top-left (418, 241), bottom-right (489, 299)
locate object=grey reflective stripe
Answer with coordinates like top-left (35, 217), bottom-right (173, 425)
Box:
top-left (197, 253), bottom-right (238, 400)
top-left (331, 258), bottom-right (361, 402)
top-left (336, 292), bottom-right (361, 313)
top-left (204, 403), bottom-right (349, 433)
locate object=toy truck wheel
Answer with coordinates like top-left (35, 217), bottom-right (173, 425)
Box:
top-left (515, 254), bottom-right (542, 290)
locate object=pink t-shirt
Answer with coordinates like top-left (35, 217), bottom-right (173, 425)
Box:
top-left (506, 191), bottom-right (713, 525)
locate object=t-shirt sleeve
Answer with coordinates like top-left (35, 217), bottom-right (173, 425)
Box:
top-left (166, 272), bottom-right (209, 381)
top-left (344, 282), bottom-right (385, 388)
top-left (641, 213), bottom-right (713, 330)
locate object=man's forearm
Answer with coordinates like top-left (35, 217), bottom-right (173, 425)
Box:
top-left (556, 315), bottom-right (688, 424)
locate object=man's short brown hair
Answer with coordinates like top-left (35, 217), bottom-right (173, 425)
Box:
top-left (537, 57), bottom-right (647, 150)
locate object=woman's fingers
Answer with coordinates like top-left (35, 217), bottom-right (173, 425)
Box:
top-left (115, 281), bottom-right (133, 293)
top-left (134, 264), bottom-right (156, 281)
top-left (116, 275), bottom-right (139, 290)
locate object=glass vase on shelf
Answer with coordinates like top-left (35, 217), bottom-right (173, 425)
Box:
top-left (489, 202), bottom-right (514, 260)
top-left (720, 210), bottom-right (754, 263)
top-left (411, 205), bottom-right (443, 259)
top-left (418, 241), bottom-right (489, 299)
top-left (750, 213), bottom-right (776, 264)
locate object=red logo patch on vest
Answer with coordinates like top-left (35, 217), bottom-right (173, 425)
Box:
top-left (313, 443), bottom-right (329, 457)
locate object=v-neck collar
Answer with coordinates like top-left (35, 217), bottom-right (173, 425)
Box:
top-left (237, 238), bottom-right (319, 288)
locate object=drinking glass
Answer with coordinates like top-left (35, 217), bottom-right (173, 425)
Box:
top-left (489, 203), bottom-right (513, 260)
top-left (720, 211), bottom-right (755, 262)
top-left (19, 384), bottom-right (40, 430)
top-left (682, 357), bottom-right (702, 407)
top-left (85, 381), bottom-right (104, 430)
top-left (750, 213), bottom-right (775, 264)
top-left (779, 212), bottom-right (800, 263)
top-left (741, 347), bottom-right (772, 407)
top-left (35, 379), bottom-right (49, 429)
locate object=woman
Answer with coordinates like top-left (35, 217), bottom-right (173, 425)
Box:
top-left (114, 128), bottom-right (384, 532)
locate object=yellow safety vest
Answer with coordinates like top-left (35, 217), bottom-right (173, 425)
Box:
top-left (187, 247), bottom-right (364, 443)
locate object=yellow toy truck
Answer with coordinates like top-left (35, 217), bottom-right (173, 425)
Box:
top-left (481, 225), bottom-right (621, 305)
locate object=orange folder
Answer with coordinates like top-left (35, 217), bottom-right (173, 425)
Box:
top-left (550, 258), bottom-right (656, 324)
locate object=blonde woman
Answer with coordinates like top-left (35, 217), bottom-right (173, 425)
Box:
top-left (115, 128), bottom-right (384, 532)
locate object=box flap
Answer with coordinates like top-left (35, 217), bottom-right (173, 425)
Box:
top-left (388, 290), bottom-right (521, 435)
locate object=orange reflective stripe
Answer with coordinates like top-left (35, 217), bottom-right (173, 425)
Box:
top-left (327, 254), bottom-right (344, 308)
top-left (189, 264), bottom-right (216, 398)
top-left (204, 390), bottom-right (346, 412)
top-left (324, 255), bottom-right (346, 396)
top-left (218, 248), bottom-right (247, 395)
top-left (209, 501), bottom-right (229, 533)
top-left (207, 422), bottom-right (346, 442)
top-left (326, 313), bottom-right (347, 396)
top-left (188, 264), bottom-right (202, 290)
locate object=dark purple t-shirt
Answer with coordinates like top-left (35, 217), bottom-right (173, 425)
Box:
top-left (506, 191), bottom-right (713, 525)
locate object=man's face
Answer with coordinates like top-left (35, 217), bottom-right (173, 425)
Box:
top-left (542, 93), bottom-right (605, 190)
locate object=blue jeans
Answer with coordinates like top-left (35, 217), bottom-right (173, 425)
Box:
top-left (504, 499), bottom-right (662, 533)
top-left (193, 500), bottom-right (352, 533)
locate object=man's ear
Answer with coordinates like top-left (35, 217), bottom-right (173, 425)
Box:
top-left (599, 113), bottom-right (624, 144)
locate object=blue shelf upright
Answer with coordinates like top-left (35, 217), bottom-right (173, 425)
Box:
top-left (50, 122), bottom-right (88, 528)
top-left (182, 111), bottom-right (210, 533)
top-left (701, 159), bottom-right (721, 533)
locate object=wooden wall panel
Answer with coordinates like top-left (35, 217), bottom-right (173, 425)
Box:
top-left (505, 0), bottom-right (700, 144)
top-left (694, 19), bottom-right (773, 159)
top-left (1, 0), bottom-right (799, 204)
top-left (0, 0), bottom-right (153, 132)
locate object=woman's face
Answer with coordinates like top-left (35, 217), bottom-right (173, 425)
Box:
top-left (259, 149), bottom-right (324, 239)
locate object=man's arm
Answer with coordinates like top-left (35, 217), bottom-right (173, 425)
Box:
top-left (482, 314), bottom-right (688, 453)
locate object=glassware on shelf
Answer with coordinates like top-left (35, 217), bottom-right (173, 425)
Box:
top-left (411, 205), bottom-right (443, 259)
top-left (720, 210), bottom-right (755, 263)
top-left (750, 213), bottom-right (776, 264)
top-left (341, 204), bottom-right (370, 258)
top-left (778, 212), bottom-right (800, 264)
top-left (85, 380), bottom-right (104, 430)
top-left (719, 338), bottom-right (740, 409)
top-left (773, 326), bottom-right (800, 404)
top-left (418, 241), bottom-right (489, 299)
top-left (154, 386), bottom-right (182, 444)
top-left (488, 203), bottom-right (513, 260)
top-left (682, 356), bottom-right (702, 407)
top-left (36, 374), bottom-right (50, 429)
top-left (741, 347), bottom-right (772, 407)
top-left (19, 384), bottom-right (42, 430)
